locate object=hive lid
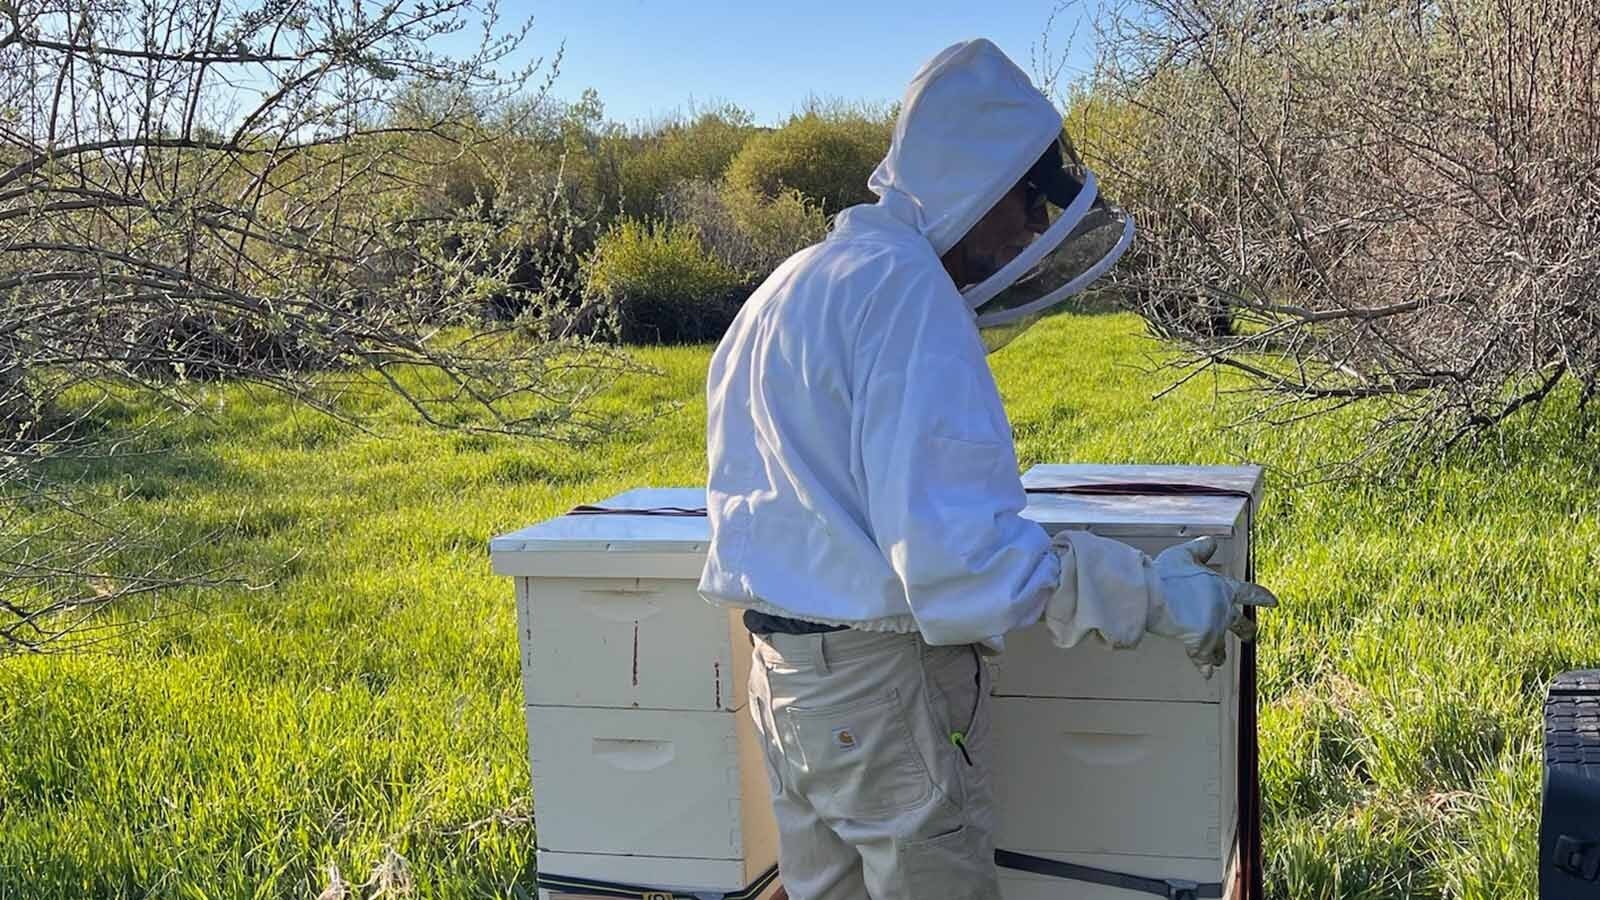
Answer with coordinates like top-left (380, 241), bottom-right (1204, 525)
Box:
top-left (1020, 464), bottom-right (1263, 537)
top-left (489, 465), bottom-right (1264, 566)
top-left (489, 487), bottom-right (710, 557)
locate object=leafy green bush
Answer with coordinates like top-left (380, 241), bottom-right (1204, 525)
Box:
top-left (661, 179), bottom-right (827, 281)
top-left (725, 186), bottom-right (828, 267)
top-left (620, 106), bottom-right (756, 220)
top-left (724, 110), bottom-right (891, 214)
top-left (583, 219), bottom-right (746, 344)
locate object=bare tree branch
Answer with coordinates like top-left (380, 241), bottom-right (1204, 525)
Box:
top-left (0, 0), bottom-right (631, 653)
top-left (1080, 0), bottom-right (1600, 462)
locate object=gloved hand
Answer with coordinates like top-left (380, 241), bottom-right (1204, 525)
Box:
top-left (1149, 536), bottom-right (1278, 677)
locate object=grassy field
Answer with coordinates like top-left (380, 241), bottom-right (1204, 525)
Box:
top-left (1, 310), bottom-right (1595, 899)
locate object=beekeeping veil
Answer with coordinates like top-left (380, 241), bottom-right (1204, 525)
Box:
top-left (962, 138), bottom-right (1135, 353)
top-left (865, 39), bottom-right (1134, 353)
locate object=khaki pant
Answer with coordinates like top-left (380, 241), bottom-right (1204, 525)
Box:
top-left (747, 629), bottom-right (1001, 900)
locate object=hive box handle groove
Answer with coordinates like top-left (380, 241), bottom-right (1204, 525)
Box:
top-left (1060, 731), bottom-right (1156, 766)
top-left (591, 738), bottom-right (675, 771)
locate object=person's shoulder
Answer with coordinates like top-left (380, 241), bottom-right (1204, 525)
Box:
top-left (734, 224), bottom-right (967, 356)
top-left (811, 229), bottom-right (933, 275)
top-left (748, 231), bottom-right (940, 319)
top-left (812, 231), bottom-right (960, 308)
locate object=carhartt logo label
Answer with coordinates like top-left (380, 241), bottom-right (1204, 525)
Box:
top-left (832, 727), bottom-right (858, 750)
top-left (643, 893), bottom-right (672, 900)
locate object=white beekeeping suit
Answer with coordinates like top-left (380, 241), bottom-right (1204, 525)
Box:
top-left (698, 37), bottom-right (1272, 900)
top-left (700, 38), bottom-right (1255, 654)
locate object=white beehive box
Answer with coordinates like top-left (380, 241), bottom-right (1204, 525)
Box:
top-left (993, 463), bottom-right (1263, 900)
top-left (491, 466), bottom-right (1264, 900)
top-left (490, 488), bottom-right (780, 900)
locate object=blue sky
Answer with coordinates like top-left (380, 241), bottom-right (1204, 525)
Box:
top-left (496, 2), bottom-right (1096, 128)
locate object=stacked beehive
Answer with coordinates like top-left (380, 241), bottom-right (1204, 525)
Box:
top-left (491, 464), bottom-right (1264, 899)
top-left (990, 464), bottom-right (1260, 899)
top-left (491, 487), bottom-right (779, 900)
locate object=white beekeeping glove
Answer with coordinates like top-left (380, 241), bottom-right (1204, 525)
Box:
top-left (1149, 536), bottom-right (1277, 676)
top-left (1045, 531), bottom-right (1276, 677)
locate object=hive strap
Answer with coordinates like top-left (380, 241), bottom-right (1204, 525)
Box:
top-left (537, 864), bottom-right (779, 900)
top-left (995, 849), bottom-right (1224, 900)
top-left (566, 504), bottom-right (708, 517)
top-left (1023, 481), bottom-right (1252, 502)
top-left (568, 482), bottom-right (1254, 525)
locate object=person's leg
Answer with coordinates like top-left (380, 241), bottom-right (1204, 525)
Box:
top-left (760, 630), bottom-right (1001, 900)
top-left (749, 640), bottom-right (868, 900)
top-left (921, 642), bottom-right (999, 853)
top-left (846, 640), bottom-right (1000, 900)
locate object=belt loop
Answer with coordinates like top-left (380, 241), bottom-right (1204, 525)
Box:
top-left (814, 633), bottom-right (831, 675)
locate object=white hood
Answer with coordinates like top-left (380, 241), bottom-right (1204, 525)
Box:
top-left (865, 39), bottom-right (1064, 257)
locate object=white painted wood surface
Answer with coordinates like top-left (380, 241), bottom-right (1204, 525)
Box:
top-left (1019, 463), bottom-right (1263, 539)
top-left (993, 624), bottom-right (1236, 703)
top-left (989, 697), bottom-right (1231, 862)
top-left (992, 464), bottom-right (1253, 704)
top-left (525, 705), bottom-right (768, 861)
top-left (491, 487), bottom-right (708, 555)
top-left (516, 576), bottom-right (745, 712)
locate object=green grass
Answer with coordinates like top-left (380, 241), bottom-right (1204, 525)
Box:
top-left (2, 311), bottom-right (1594, 898)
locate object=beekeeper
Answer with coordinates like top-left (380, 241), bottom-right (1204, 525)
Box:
top-left (699, 38), bottom-right (1276, 900)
